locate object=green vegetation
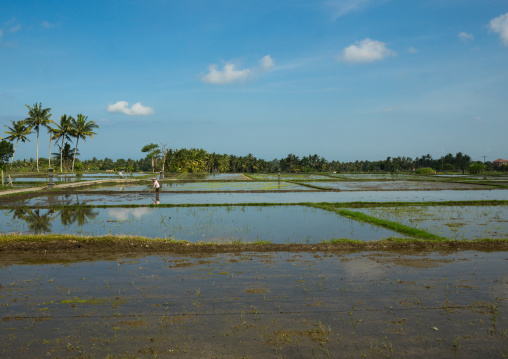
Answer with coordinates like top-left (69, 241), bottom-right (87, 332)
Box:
top-left (3, 120), bottom-right (31, 166)
top-left (314, 205), bottom-right (448, 241)
top-left (416, 167), bottom-right (434, 175)
top-left (24, 102), bottom-right (52, 172)
top-left (0, 139), bottom-right (14, 170)
top-left (469, 162), bottom-right (486, 174)
top-left (70, 114), bottom-right (98, 172)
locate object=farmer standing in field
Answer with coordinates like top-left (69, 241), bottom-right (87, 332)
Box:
top-left (151, 177), bottom-right (161, 205)
top-left (152, 177), bottom-right (160, 192)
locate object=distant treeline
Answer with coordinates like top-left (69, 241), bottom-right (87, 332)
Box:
top-left (8, 149), bottom-right (504, 174)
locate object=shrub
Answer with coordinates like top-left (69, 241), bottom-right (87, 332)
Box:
top-left (468, 162), bottom-right (485, 174)
top-left (416, 167), bottom-right (434, 175)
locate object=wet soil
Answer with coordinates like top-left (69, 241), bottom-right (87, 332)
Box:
top-left (1, 251), bottom-right (506, 358)
top-left (1, 235), bottom-right (507, 262)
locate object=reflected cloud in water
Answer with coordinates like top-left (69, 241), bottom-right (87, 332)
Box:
top-left (108, 207), bottom-right (152, 221)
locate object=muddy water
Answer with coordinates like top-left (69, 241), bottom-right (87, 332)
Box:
top-left (1, 251), bottom-right (506, 358)
top-left (356, 205), bottom-right (508, 240)
top-left (7, 189), bottom-right (508, 206)
top-left (0, 206), bottom-right (402, 242)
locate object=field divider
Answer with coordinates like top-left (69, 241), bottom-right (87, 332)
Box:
top-left (310, 203), bottom-right (448, 241)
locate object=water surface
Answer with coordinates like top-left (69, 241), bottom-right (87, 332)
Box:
top-left (0, 205), bottom-right (402, 242)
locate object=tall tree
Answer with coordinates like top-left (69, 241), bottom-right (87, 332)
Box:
top-left (3, 120), bottom-right (32, 165)
top-left (0, 139), bottom-right (15, 171)
top-left (141, 143), bottom-right (160, 172)
top-left (52, 115), bottom-right (74, 172)
top-left (24, 103), bottom-right (52, 172)
top-left (46, 123), bottom-right (57, 168)
top-left (70, 114), bottom-right (98, 172)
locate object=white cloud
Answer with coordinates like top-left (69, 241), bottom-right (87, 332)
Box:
top-left (328, 0), bottom-right (370, 18)
top-left (458, 32), bottom-right (474, 41)
top-left (202, 63), bottom-right (251, 84)
top-left (489, 12), bottom-right (508, 45)
top-left (408, 46), bottom-right (418, 54)
top-left (202, 55), bottom-right (274, 85)
top-left (108, 208), bottom-right (151, 221)
top-left (340, 38), bottom-right (396, 63)
top-left (10, 24), bottom-right (21, 33)
top-left (260, 55), bottom-right (274, 71)
top-left (41, 20), bottom-right (54, 29)
top-left (107, 101), bottom-right (154, 115)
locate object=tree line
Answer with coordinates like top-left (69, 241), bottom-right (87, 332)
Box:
top-left (66, 148), bottom-right (494, 174)
top-left (2, 111), bottom-right (499, 174)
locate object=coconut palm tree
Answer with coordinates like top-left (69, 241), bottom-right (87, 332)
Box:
top-left (24, 103), bottom-right (52, 172)
top-left (3, 120), bottom-right (32, 165)
top-left (70, 114), bottom-right (98, 172)
top-left (46, 123), bottom-right (57, 168)
top-left (52, 115), bottom-right (74, 172)
top-left (52, 143), bottom-right (78, 172)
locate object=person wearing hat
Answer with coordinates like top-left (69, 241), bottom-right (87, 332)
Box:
top-left (152, 177), bottom-right (160, 192)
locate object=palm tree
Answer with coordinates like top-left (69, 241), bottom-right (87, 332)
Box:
top-left (24, 103), bottom-right (52, 172)
top-left (52, 115), bottom-right (74, 172)
top-left (3, 120), bottom-right (32, 165)
top-left (46, 123), bottom-right (57, 168)
top-left (52, 143), bottom-right (78, 171)
top-left (70, 114), bottom-right (98, 172)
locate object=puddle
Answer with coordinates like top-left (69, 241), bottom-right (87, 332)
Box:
top-left (90, 181), bottom-right (314, 192)
top-left (0, 205), bottom-right (402, 242)
top-left (306, 181), bottom-right (488, 191)
top-left (7, 189), bottom-right (508, 206)
top-left (0, 251), bottom-right (506, 358)
top-left (355, 205), bottom-right (508, 239)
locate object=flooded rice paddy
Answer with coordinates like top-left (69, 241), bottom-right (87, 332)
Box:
top-left (306, 180), bottom-right (488, 191)
top-left (250, 174), bottom-right (332, 180)
top-left (1, 173), bottom-right (508, 358)
top-left (355, 205), bottom-right (508, 240)
top-left (6, 189), bottom-right (508, 207)
top-left (0, 205), bottom-right (403, 242)
top-left (1, 251), bottom-right (506, 358)
top-left (91, 181), bottom-right (315, 192)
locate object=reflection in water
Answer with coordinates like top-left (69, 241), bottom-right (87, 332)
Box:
top-left (9, 208), bottom-right (55, 234)
top-left (107, 207), bottom-right (151, 221)
top-left (152, 191), bottom-right (160, 205)
top-left (9, 206), bottom-right (99, 234)
top-left (59, 206), bottom-right (99, 226)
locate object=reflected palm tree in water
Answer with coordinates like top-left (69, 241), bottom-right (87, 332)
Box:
top-left (11, 208), bottom-right (56, 234)
top-left (58, 204), bottom-right (99, 226)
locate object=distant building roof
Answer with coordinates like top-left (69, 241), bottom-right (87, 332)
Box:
top-left (493, 159), bottom-right (508, 163)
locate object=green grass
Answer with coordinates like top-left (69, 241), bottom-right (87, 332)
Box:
top-left (312, 204), bottom-right (447, 241)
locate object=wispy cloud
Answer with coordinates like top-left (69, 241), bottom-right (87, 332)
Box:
top-left (41, 20), bottom-right (54, 29)
top-left (201, 55), bottom-right (275, 85)
top-left (458, 32), bottom-right (474, 41)
top-left (327, 0), bottom-right (370, 18)
top-left (408, 46), bottom-right (418, 54)
top-left (107, 101), bottom-right (154, 115)
top-left (489, 12), bottom-right (508, 45)
top-left (339, 38), bottom-right (396, 64)
top-left (9, 24), bottom-right (21, 33)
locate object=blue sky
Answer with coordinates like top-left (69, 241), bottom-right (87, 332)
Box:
top-left (1, 0), bottom-right (507, 163)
